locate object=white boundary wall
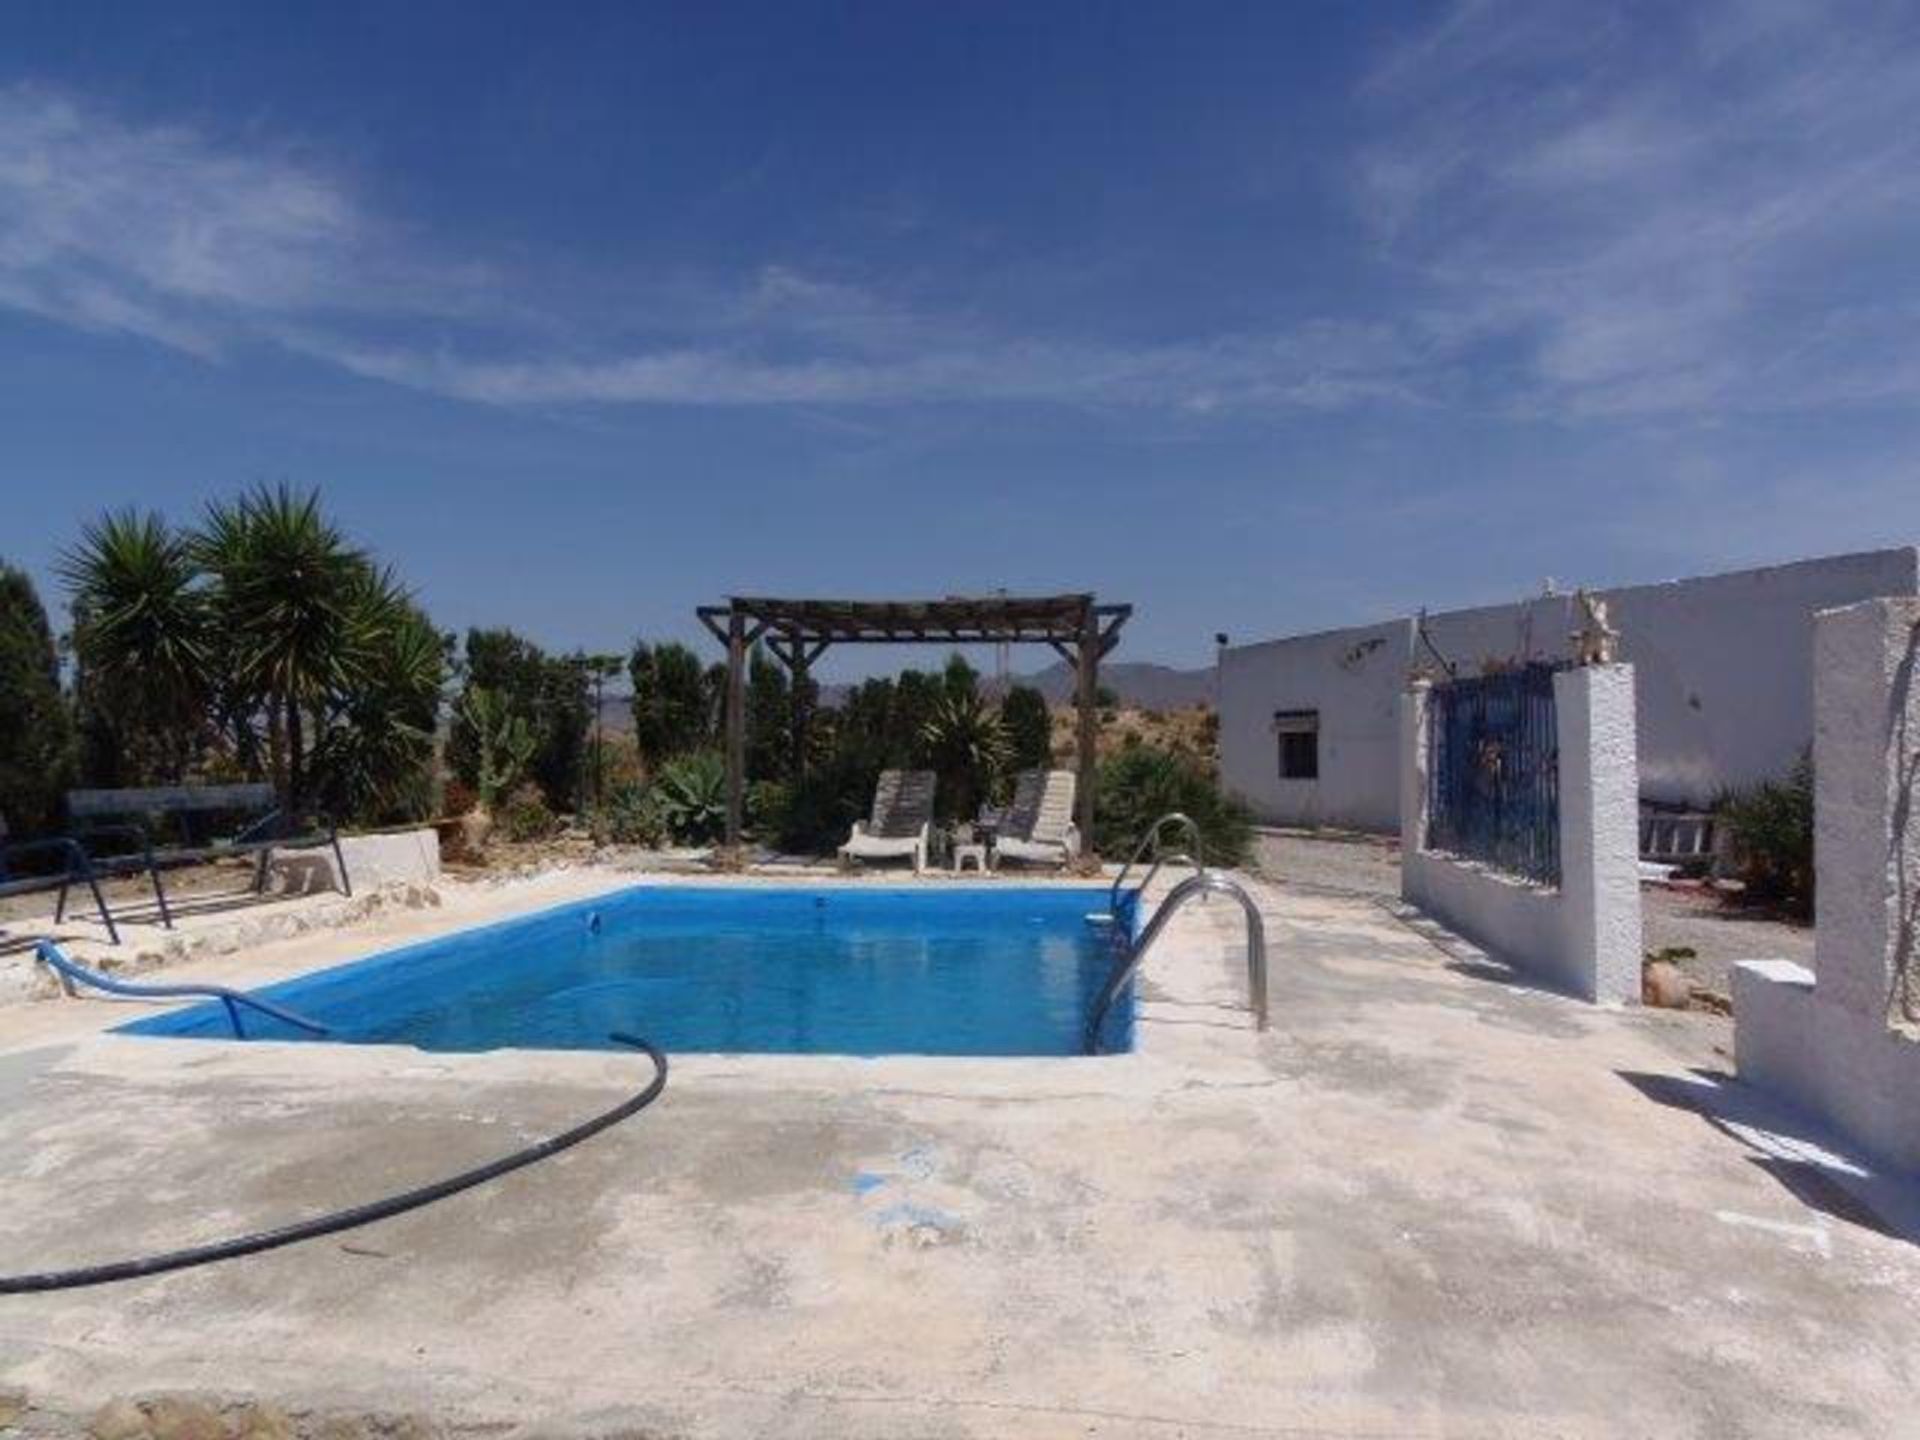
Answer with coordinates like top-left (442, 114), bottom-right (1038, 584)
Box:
top-left (1734, 598), bottom-right (1920, 1174)
top-left (1401, 665), bottom-right (1642, 1004)
top-left (269, 828), bottom-right (442, 895)
top-left (1221, 548), bottom-right (1919, 830)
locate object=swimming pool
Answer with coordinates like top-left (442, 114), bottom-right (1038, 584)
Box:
top-left (119, 885), bottom-right (1137, 1056)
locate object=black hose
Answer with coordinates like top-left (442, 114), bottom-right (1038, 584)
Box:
top-left (0, 1033), bottom-right (667, 1294)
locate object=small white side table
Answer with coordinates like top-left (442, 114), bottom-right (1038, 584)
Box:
top-left (952, 842), bottom-right (990, 875)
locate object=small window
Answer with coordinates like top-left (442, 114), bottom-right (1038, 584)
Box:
top-left (1275, 709), bottom-right (1319, 780)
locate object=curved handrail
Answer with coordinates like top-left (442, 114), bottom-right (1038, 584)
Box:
top-left (1084, 871), bottom-right (1267, 1055)
top-left (1132, 846), bottom-right (1204, 911)
top-left (35, 939), bottom-right (330, 1040)
top-left (1108, 813), bottom-right (1207, 913)
top-left (2, 836), bottom-right (122, 945)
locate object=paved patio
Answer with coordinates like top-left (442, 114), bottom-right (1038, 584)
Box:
top-left (0, 871), bottom-right (1916, 1438)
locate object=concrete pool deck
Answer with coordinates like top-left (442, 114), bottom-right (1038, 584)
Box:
top-left (1, 870), bottom-right (1917, 1437)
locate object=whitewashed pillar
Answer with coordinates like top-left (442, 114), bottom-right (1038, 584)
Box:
top-left (1812, 597), bottom-right (1920, 1024)
top-left (1399, 677), bottom-right (1432, 864)
top-left (1554, 664), bottom-right (1643, 1004)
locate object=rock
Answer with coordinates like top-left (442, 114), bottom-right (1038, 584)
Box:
top-left (143, 1397), bottom-right (226, 1440)
top-left (459, 808), bottom-right (494, 855)
top-left (230, 1403), bottom-right (295, 1440)
top-left (1642, 958), bottom-right (1692, 1009)
top-left (88, 1398), bottom-right (149, 1440)
top-left (1689, 987), bottom-right (1733, 1016)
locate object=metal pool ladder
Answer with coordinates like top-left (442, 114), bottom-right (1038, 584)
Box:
top-left (1096, 812), bottom-right (1208, 925)
top-left (1084, 871), bottom-right (1268, 1055)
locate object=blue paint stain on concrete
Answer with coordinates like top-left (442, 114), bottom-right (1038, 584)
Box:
top-left (850, 1171), bottom-right (887, 1196)
top-left (873, 1201), bottom-right (957, 1231)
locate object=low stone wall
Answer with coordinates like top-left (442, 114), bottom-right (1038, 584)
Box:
top-left (1736, 597), bottom-right (1920, 1176)
top-left (270, 828), bottom-right (441, 895)
top-left (1400, 664), bottom-right (1642, 1004)
top-left (0, 879), bottom-right (444, 1003)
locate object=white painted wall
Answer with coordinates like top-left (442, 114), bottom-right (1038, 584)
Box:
top-left (1606, 550), bottom-right (1919, 804)
top-left (1218, 619), bottom-right (1410, 831)
top-left (1735, 597), bottom-right (1920, 1175)
top-left (1401, 666), bottom-right (1642, 1004)
top-left (1221, 548), bottom-right (1919, 830)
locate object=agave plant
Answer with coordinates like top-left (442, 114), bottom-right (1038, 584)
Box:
top-left (653, 751), bottom-right (728, 845)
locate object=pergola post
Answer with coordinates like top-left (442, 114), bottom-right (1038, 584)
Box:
top-left (1075, 600), bottom-right (1100, 863)
top-left (789, 646), bottom-right (812, 778)
top-left (724, 608), bottom-right (746, 849)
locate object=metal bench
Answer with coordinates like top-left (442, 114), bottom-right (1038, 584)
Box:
top-left (1638, 807), bottom-right (1719, 870)
top-left (66, 784), bottom-right (352, 929)
top-left (0, 814), bottom-right (130, 945)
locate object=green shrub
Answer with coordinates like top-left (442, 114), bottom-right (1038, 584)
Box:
top-left (0, 563), bottom-right (73, 836)
top-left (775, 751), bottom-right (882, 855)
top-left (500, 782), bottom-right (557, 842)
top-left (748, 779), bottom-right (791, 840)
top-left (602, 781), bottom-right (664, 845)
top-left (1093, 745), bottom-right (1252, 867)
top-left (1716, 752), bottom-right (1815, 918)
top-left (628, 639), bottom-right (713, 768)
top-left (655, 751), bottom-right (728, 845)
top-left (449, 628), bottom-right (592, 811)
top-left (1000, 685), bottom-right (1053, 772)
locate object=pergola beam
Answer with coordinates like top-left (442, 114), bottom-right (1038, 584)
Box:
top-left (701, 593), bottom-right (1131, 854)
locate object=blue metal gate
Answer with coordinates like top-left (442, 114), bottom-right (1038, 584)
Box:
top-left (1426, 665), bottom-right (1562, 886)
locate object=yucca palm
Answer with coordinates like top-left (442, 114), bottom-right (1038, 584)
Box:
top-left (920, 688), bottom-right (1009, 822)
top-left (313, 585), bottom-right (448, 822)
top-left (199, 485), bottom-right (380, 809)
top-left (59, 510), bottom-right (212, 781)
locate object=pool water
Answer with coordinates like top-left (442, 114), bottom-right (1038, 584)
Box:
top-left (119, 885), bottom-right (1136, 1056)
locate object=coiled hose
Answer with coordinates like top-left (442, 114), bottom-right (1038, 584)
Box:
top-left (0, 1033), bottom-right (667, 1293)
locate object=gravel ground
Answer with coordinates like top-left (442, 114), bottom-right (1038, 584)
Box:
top-left (1251, 828), bottom-right (1404, 897)
top-left (1639, 885), bottom-right (1813, 997)
top-left (1252, 828), bottom-right (1812, 1002)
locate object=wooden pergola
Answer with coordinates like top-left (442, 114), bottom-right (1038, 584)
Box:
top-left (696, 594), bottom-right (1132, 853)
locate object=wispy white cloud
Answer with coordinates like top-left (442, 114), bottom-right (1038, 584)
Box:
top-left (0, 86), bottom-right (486, 358)
top-left (10, 16), bottom-right (1920, 427)
top-left (0, 83), bottom-right (1441, 415)
top-left (315, 309), bottom-right (1436, 412)
top-left (1356, 0), bottom-right (1920, 416)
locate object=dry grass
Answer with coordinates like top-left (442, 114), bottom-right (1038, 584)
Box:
top-left (1047, 704), bottom-right (1219, 767)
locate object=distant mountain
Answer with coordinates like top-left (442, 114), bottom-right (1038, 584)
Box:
top-left (992, 660), bottom-right (1215, 711)
top-left (596, 693), bottom-right (635, 735)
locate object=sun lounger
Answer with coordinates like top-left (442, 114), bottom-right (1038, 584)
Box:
top-left (991, 769), bottom-right (1080, 869)
top-left (839, 770), bottom-right (936, 874)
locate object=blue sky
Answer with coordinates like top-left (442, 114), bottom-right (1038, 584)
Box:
top-left (3, 1), bottom-right (1917, 678)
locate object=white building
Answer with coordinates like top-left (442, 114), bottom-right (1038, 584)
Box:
top-left (1219, 548), bottom-right (1920, 833)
